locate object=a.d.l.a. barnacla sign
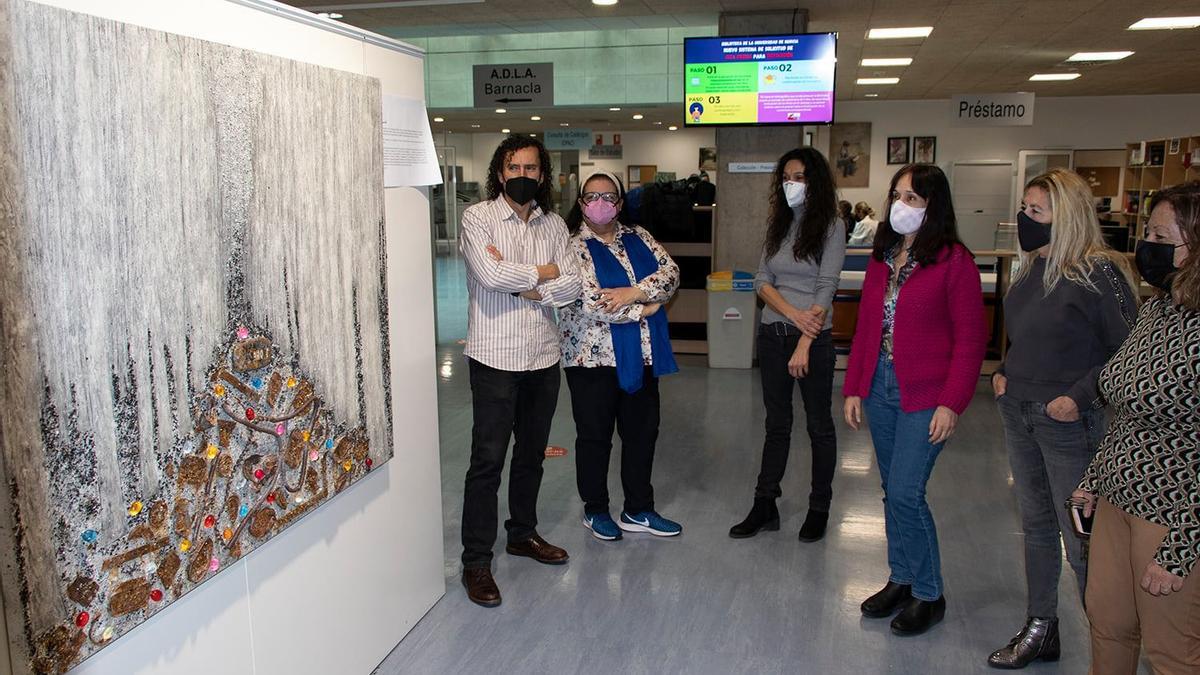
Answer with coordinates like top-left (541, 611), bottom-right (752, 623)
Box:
top-left (473, 62), bottom-right (554, 108)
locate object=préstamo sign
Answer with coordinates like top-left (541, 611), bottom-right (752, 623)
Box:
top-left (952, 93), bottom-right (1035, 126)
top-left (473, 62), bottom-right (554, 108)
top-left (543, 128), bottom-right (593, 150)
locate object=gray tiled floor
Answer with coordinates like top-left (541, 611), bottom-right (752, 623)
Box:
top-left (376, 254), bottom-right (1092, 674)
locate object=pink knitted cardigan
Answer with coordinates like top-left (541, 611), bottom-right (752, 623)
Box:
top-left (842, 243), bottom-right (988, 414)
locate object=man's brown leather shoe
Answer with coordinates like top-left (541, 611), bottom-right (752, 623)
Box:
top-left (505, 534), bottom-right (569, 565)
top-left (461, 568), bottom-right (501, 607)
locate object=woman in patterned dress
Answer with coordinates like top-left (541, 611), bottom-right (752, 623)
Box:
top-left (1073, 180), bottom-right (1200, 674)
top-left (558, 171), bottom-right (683, 541)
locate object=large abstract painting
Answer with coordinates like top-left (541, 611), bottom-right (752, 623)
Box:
top-left (0, 2), bottom-right (392, 672)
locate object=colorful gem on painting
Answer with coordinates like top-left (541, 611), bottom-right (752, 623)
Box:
top-left (275, 423), bottom-right (285, 436)
top-left (251, 377), bottom-right (263, 389)
top-left (208, 557), bottom-right (220, 572)
top-left (325, 439), bottom-right (334, 449)
top-left (286, 376), bottom-right (297, 388)
top-left (149, 589), bottom-right (163, 602)
top-left (301, 430), bottom-right (310, 442)
top-left (365, 458), bottom-right (373, 470)
top-left (75, 612), bottom-right (89, 628)
top-left (342, 460), bottom-right (352, 472)
top-left (221, 528), bottom-right (232, 542)
top-left (238, 504), bottom-right (249, 519)
top-left (206, 444), bottom-right (218, 459)
top-left (245, 408), bottom-right (255, 421)
top-left (127, 501), bottom-right (143, 517)
top-left (81, 529), bottom-right (99, 544)
top-left (309, 449), bottom-right (319, 462)
top-left (213, 383), bottom-right (225, 397)
top-left (236, 326), bottom-right (249, 340)
top-left (202, 515), bottom-right (215, 529)
top-left (253, 468), bottom-right (264, 481)
top-left (266, 492), bottom-right (276, 504)
top-left (179, 539), bottom-right (191, 553)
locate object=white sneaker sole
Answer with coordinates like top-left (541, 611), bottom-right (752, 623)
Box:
top-left (617, 519), bottom-right (681, 537)
top-left (581, 516), bottom-right (621, 541)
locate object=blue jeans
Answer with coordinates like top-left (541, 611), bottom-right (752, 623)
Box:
top-left (864, 360), bottom-right (945, 601)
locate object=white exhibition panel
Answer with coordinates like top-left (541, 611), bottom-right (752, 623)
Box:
top-left (23, 1), bottom-right (445, 674)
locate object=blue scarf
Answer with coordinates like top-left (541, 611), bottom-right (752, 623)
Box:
top-left (584, 231), bottom-right (679, 393)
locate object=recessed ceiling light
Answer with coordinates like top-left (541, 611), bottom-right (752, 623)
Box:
top-left (559, 122), bottom-right (570, 127)
top-left (861, 57), bottom-right (913, 67)
top-left (316, 12), bottom-right (343, 19)
top-left (857, 77), bottom-right (900, 85)
top-left (668, 126), bottom-right (677, 131)
top-left (502, 128), bottom-right (511, 133)
top-left (865, 93), bottom-right (880, 97)
top-left (867, 27), bottom-right (932, 39)
top-left (653, 121), bottom-right (663, 125)
top-left (495, 108), bottom-right (506, 114)
top-left (632, 114), bottom-right (644, 120)
top-left (1029, 73), bottom-right (1081, 81)
top-left (529, 133), bottom-right (537, 137)
top-left (593, 0), bottom-right (618, 5)
top-left (470, 124), bottom-right (480, 128)
top-left (530, 115), bottom-right (541, 121)
top-left (433, 117), bottom-right (444, 122)
top-left (1067, 51), bottom-right (1134, 61)
top-left (609, 107), bottom-right (621, 111)
top-left (1128, 16), bottom-right (1200, 30)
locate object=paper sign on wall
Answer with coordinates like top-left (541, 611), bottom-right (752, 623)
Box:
top-left (382, 95), bottom-right (442, 187)
top-left (543, 128), bottom-right (593, 150)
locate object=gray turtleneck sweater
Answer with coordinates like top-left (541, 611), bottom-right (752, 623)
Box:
top-left (754, 207), bottom-right (847, 330)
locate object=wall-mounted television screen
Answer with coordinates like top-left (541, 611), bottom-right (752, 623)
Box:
top-left (683, 32), bottom-right (837, 126)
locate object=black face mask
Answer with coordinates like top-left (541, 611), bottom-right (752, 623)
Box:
top-left (1016, 211), bottom-right (1052, 252)
top-left (1135, 239), bottom-right (1181, 291)
top-left (503, 176), bottom-right (540, 206)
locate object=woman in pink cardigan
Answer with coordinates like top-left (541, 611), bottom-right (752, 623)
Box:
top-left (843, 164), bottom-right (987, 636)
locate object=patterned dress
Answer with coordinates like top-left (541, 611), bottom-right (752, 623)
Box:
top-left (1079, 295), bottom-right (1200, 577)
top-left (879, 243), bottom-right (918, 361)
top-left (559, 223), bottom-right (680, 368)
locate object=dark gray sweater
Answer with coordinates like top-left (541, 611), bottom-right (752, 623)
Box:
top-left (997, 255), bottom-right (1137, 409)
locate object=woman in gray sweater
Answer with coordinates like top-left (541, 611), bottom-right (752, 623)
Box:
top-left (988, 169), bottom-right (1139, 668)
top-left (729, 147), bottom-right (846, 542)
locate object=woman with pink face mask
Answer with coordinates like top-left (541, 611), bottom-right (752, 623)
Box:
top-left (559, 171), bottom-right (683, 542)
top-left (842, 164), bottom-right (988, 637)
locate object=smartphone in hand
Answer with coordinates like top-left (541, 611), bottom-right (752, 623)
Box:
top-left (1065, 498), bottom-right (1094, 538)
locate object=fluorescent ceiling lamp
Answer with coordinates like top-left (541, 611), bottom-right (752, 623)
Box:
top-left (316, 12), bottom-right (343, 19)
top-left (1128, 16), bottom-right (1200, 30)
top-left (864, 93), bottom-right (879, 97)
top-left (305, 1), bottom-right (483, 10)
top-left (495, 108), bottom-right (506, 113)
top-left (529, 134), bottom-right (537, 137)
top-left (653, 121), bottom-right (663, 125)
top-left (857, 77), bottom-right (899, 85)
top-left (609, 107), bottom-right (621, 111)
top-left (1067, 51), bottom-right (1134, 61)
top-left (530, 115), bottom-right (541, 120)
top-left (632, 114), bottom-right (644, 120)
top-left (501, 128), bottom-right (511, 133)
top-left (867, 26), bottom-right (933, 39)
top-left (432, 117), bottom-right (444, 122)
top-left (559, 122), bottom-right (570, 127)
top-left (1029, 73), bottom-right (1080, 81)
top-left (593, 0), bottom-right (618, 5)
top-left (861, 57), bottom-right (913, 66)
top-left (668, 126), bottom-right (677, 131)
top-left (470, 124), bottom-right (480, 128)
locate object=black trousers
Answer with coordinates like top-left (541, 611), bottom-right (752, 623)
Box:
top-left (754, 324), bottom-right (838, 511)
top-left (564, 366), bottom-right (659, 516)
top-left (461, 358), bottom-right (560, 569)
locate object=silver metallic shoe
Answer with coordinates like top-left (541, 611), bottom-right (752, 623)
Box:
top-left (987, 617), bottom-right (1060, 669)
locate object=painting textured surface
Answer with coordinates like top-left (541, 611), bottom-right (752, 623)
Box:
top-left (0, 2), bottom-right (391, 672)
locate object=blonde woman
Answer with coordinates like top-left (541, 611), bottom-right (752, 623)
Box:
top-left (848, 202), bottom-right (879, 246)
top-left (987, 169), bottom-right (1138, 668)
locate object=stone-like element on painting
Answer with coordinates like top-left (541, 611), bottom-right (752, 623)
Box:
top-left (0, 1), bottom-right (393, 673)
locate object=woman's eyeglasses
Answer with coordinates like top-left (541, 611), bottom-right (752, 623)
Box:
top-left (581, 192), bottom-right (620, 204)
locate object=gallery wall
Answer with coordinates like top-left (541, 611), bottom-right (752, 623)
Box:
top-left (2, 1), bottom-right (443, 674)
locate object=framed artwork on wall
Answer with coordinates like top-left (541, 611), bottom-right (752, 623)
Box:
top-left (913, 136), bottom-right (937, 164)
top-left (887, 136), bottom-right (911, 165)
top-left (830, 122), bottom-right (872, 188)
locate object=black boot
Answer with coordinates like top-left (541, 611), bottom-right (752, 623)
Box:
top-left (860, 581), bottom-right (912, 618)
top-left (797, 509), bottom-right (829, 542)
top-left (729, 498), bottom-right (779, 538)
top-left (987, 617), bottom-right (1060, 669)
top-left (890, 596), bottom-right (946, 636)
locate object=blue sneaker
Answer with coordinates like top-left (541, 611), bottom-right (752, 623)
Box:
top-left (619, 511), bottom-right (682, 537)
top-left (582, 512), bottom-right (622, 541)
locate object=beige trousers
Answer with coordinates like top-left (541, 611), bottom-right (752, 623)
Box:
top-left (1086, 498), bottom-right (1200, 675)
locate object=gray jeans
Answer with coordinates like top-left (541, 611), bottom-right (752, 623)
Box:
top-left (998, 395), bottom-right (1107, 618)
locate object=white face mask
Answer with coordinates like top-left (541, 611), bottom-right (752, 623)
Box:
top-left (889, 199), bottom-right (926, 235)
top-left (782, 180), bottom-right (806, 208)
